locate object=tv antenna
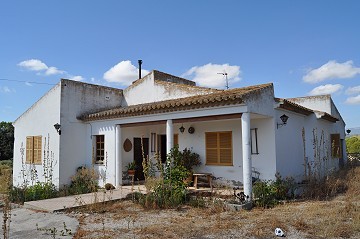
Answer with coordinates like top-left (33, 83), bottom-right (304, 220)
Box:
top-left (217, 72), bottom-right (229, 89)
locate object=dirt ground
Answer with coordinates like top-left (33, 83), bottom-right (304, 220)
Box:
top-left (70, 195), bottom-right (359, 239)
top-left (71, 166), bottom-right (360, 239)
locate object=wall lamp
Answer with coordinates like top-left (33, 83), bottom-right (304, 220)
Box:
top-left (54, 123), bottom-right (61, 135)
top-left (346, 129), bottom-right (351, 135)
top-left (277, 114), bottom-right (289, 129)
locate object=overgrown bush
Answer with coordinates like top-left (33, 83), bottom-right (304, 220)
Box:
top-left (69, 166), bottom-right (99, 195)
top-left (302, 165), bottom-right (351, 199)
top-left (138, 147), bottom-right (192, 209)
top-left (253, 173), bottom-right (297, 208)
top-left (171, 146), bottom-right (201, 171)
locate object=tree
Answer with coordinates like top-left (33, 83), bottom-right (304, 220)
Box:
top-left (346, 136), bottom-right (360, 154)
top-left (0, 121), bottom-right (14, 161)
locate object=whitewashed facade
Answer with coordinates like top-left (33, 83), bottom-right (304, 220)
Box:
top-left (13, 70), bottom-right (347, 197)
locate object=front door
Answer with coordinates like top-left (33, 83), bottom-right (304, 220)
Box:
top-left (133, 138), bottom-right (149, 181)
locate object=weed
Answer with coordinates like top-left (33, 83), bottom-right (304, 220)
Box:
top-left (2, 169), bottom-right (12, 239)
top-left (69, 166), bottom-right (99, 195)
top-left (36, 222), bottom-right (72, 238)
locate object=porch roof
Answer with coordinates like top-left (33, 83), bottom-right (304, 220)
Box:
top-left (79, 83), bottom-right (273, 122)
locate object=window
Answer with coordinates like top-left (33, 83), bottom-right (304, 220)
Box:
top-left (205, 131), bottom-right (232, 166)
top-left (26, 136), bottom-right (42, 164)
top-left (331, 134), bottom-right (341, 158)
top-left (95, 135), bottom-right (105, 164)
top-left (251, 128), bottom-right (259, 154)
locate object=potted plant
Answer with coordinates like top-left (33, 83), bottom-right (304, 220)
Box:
top-left (126, 161), bottom-right (136, 175)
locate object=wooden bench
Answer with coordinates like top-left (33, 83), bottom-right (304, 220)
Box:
top-left (193, 173), bottom-right (213, 190)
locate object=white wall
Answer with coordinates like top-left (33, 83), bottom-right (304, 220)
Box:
top-left (13, 84), bottom-right (61, 187)
top-left (58, 80), bottom-right (123, 186)
top-left (122, 71), bottom-right (216, 106)
top-left (275, 109), bottom-right (344, 182)
top-left (86, 113), bottom-right (277, 188)
top-left (251, 117), bottom-right (277, 180)
top-left (289, 95), bottom-right (332, 114)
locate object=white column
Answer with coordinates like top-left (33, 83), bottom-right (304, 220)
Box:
top-left (241, 112), bottom-right (252, 201)
top-left (166, 119), bottom-right (174, 155)
top-left (115, 125), bottom-right (122, 186)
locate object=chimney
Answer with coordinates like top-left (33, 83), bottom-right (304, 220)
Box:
top-left (138, 59), bottom-right (143, 79)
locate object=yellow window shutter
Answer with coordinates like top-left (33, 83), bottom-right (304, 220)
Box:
top-left (206, 132), bottom-right (219, 165)
top-left (34, 136), bottom-right (42, 164)
top-left (26, 136), bottom-right (33, 163)
top-left (219, 132), bottom-right (232, 165)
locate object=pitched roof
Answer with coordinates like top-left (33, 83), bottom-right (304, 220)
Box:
top-left (79, 83), bottom-right (273, 121)
top-left (275, 98), bottom-right (313, 116)
top-left (275, 98), bottom-right (339, 122)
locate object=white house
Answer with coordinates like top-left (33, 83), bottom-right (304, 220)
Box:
top-left (13, 70), bottom-right (347, 198)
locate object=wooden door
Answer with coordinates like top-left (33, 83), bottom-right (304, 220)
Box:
top-left (133, 138), bottom-right (148, 181)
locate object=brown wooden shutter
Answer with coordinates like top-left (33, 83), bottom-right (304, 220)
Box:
top-left (174, 134), bottom-right (179, 146)
top-left (26, 136), bottom-right (33, 163)
top-left (33, 136), bottom-right (42, 164)
top-left (219, 132), bottom-right (232, 165)
top-left (206, 132), bottom-right (218, 165)
top-left (206, 132), bottom-right (233, 165)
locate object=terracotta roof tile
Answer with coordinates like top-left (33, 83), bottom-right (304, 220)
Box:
top-left (79, 83), bottom-right (273, 121)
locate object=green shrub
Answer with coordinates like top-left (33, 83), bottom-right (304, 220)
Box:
top-left (171, 146), bottom-right (201, 172)
top-left (9, 186), bottom-right (26, 204)
top-left (25, 182), bottom-right (58, 201)
top-left (138, 147), bottom-right (192, 209)
top-left (9, 182), bottom-right (58, 203)
top-left (253, 173), bottom-right (297, 208)
top-left (253, 180), bottom-right (277, 208)
top-left (0, 160), bottom-right (13, 168)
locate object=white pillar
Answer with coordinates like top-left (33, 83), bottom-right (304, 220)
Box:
top-left (241, 112), bottom-right (252, 201)
top-left (115, 125), bottom-right (122, 186)
top-left (166, 119), bottom-right (174, 155)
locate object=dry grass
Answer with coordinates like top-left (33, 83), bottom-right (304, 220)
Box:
top-left (72, 166), bottom-right (360, 239)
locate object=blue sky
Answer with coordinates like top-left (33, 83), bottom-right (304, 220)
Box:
top-left (1, 1), bottom-right (359, 128)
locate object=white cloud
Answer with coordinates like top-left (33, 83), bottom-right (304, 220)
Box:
top-left (18, 59), bottom-right (48, 71)
top-left (182, 63), bottom-right (241, 88)
top-left (345, 95), bottom-right (360, 104)
top-left (0, 86), bottom-right (14, 93)
top-left (346, 85), bottom-right (360, 95)
top-left (69, 75), bottom-right (84, 81)
top-left (45, 66), bottom-right (64, 75)
top-left (103, 60), bottom-right (149, 86)
top-left (18, 59), bottom-right (65, 76)
top-left (303, 60), bottom-right (360, 84)
top-left (308, 84), bottom-right (344, 96)
top-left (25, 82), bottom-right (33, 86)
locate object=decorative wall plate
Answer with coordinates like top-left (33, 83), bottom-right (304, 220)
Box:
top-left (188, 126), bottom-right (195, 134)
top-left (123, 138), bottom-right (132, 152)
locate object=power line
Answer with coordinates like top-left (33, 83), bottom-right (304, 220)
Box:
top-left (0, 78), bottom-right (57, 86)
